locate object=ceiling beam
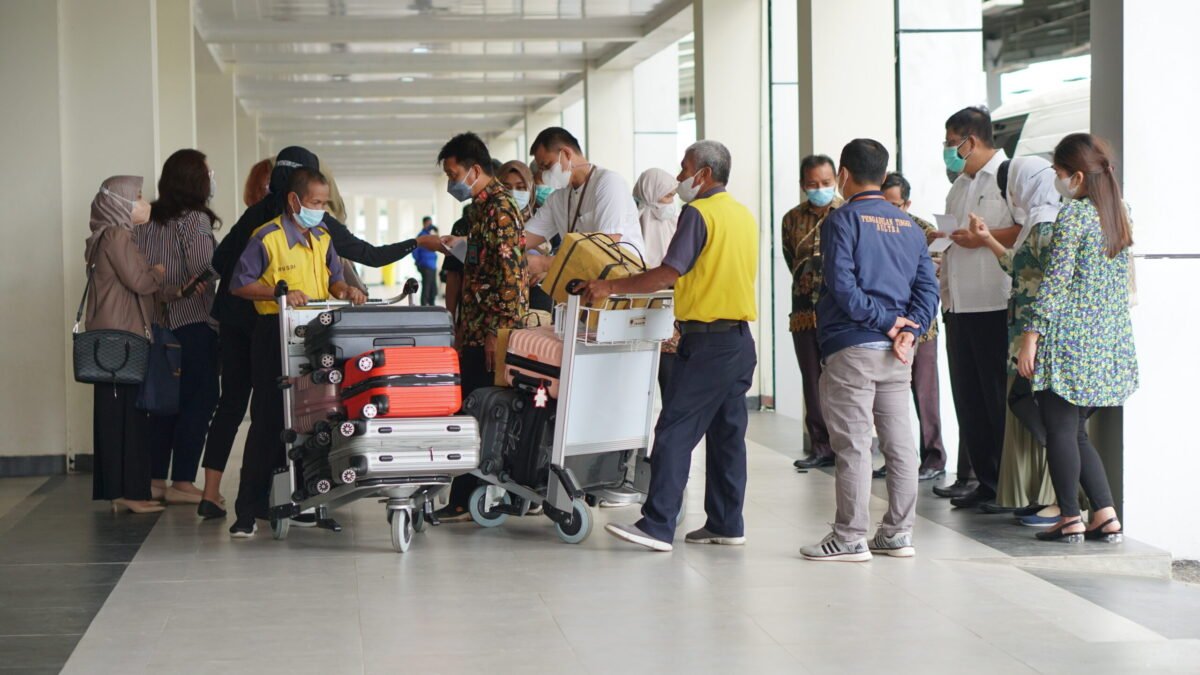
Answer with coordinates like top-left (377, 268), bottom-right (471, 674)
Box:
top-left (199, 16), bottom-right (644, 44)
top-left (595, 0), bottom-right (694, 70)
top-left (244, 100), bottom-right (537, 117)
top-left (229, 52), bottom-right (588, 76)
top-left (259, 116), bottom-right (520, 134)
top-left (236, 77), bottom-right (564, 100)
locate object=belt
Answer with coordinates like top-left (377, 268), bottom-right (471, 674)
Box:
top-left (676, 319), bottom-right (743, 334)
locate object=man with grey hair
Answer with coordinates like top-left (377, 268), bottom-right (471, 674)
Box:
top-left (579, 140), bottom-right (759, 552)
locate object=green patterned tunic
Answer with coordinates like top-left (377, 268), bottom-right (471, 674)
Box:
top-left (1026, 198), bottom-right (1138, 407)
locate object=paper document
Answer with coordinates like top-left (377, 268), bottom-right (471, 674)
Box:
top-left (441, 238), bottom-right (468, 263)
top-left (933, 213), bottom-right (959, 234)
top-left (928, 238), bottom-right (953, 254)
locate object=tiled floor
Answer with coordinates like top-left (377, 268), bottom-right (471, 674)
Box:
top-left (2, 413), bottom-right (1199, 674)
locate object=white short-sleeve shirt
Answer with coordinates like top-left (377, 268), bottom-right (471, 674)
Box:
top-left (524, 165), bottom-right (646, 255)
top-left (942, 149), bottom-right (1021, 313)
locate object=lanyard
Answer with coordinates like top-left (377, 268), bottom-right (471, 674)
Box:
top-left (568, 166), bottom-right (596, 234)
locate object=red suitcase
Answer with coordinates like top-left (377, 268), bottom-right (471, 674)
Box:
top-left (503, 327), bottom-right (563, 399)
top-left (291, 368), bottom-right (345, 434)
top-left (340, 346), bottom-right (462, 419)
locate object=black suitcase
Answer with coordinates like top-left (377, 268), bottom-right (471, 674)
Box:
top-left (507, 394), bottom-right (556, 489)
top-left (463, 386), bottom-right (527, 478)
top-left (303, 306), bottom-right (454, 369)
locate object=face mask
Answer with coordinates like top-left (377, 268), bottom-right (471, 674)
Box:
top-left (208, 170), bottom-right (216, 201)
top-left (1054, 175), bottom-right (1079, 201)
top-left (543, 152), bottom-right (571, 190)
top-left (296, 205), bottom-right (325, 229)
top-left (534, 185), bottom-right (554, 206)
top-left (676, 173), bottom-right (703, 203)
top-left (943, 139), bottom-right (969, 174)
top-left (805, 186), bottom-right (836, 208)
top-left (447, 167), bottom-right (476, 202)
top-left (102, 187), bottom-right (151, 225)
top-left (651, 203), bottom-right (678, 220)
top-left (511, 189), bottom-right (530, 210)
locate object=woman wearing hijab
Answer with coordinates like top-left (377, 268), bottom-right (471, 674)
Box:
top-left (135, 149), bottom-right (220, 511)
top-left (969, 156), bottom-right (1064, 522)
top-left (84, 176), bottom-right (167, 514)
top-left (500, 159), bottom-right (556, 312)
top-left (632, 168), bottom-right (682, 392)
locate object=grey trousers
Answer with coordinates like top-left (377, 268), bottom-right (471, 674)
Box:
top-left (820, 346), bottom-right (918, 542)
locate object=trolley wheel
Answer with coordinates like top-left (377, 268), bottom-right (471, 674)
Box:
top-left (390, 509), bottom-right (413, 553)
top-left (319, 353), bottom-right (337, 369)
top-left (468, 485), bottom-right (511, 528)
top-left (412, 509), bottom-right (427, 533)
top-left (271, 516), bottom-right (290, 541)
top-left (555, 498), bottom-right (593, 545)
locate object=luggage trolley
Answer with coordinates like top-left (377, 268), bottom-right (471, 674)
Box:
top-left (468, 285), bottom-right (675, 543)
top-left (267, 280), bottom-right (472, 553)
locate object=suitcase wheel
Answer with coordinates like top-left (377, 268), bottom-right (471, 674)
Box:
top-left (338, 421), bottom-right (359, 438)
top-left (356, 355), bottom-right (375, 373)
top-left (361, 403), bottom-right (378, 419)
top-left (327, 369), bottom-right (343, 385)
top-left (319, 353), bottom-right (337, 369)
top-left (314, 431), bottom-right (332, 446)
top-left (339, 468), bottom-right (358, 485)
top-left (294, 325), bottom-right (307, 339)
top-left (315, 478), bottom-right (332, 494)
top-left (318, 311), bottom-right (334, 326)
top-left (370, 395), bottom-right (389, 416)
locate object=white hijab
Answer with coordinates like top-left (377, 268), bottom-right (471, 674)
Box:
top-left (1006, 156), bottom-right (1062, 249)
top-left (634, 168), bottom-right (679, 268)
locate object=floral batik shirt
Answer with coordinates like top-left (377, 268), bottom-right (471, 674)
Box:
top-left (781, 195), bottom-right (844, 332)
top-left (457, 178), bottom-right (528, 348)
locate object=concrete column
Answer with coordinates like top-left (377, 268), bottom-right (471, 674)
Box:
top-left (235, 103), bottom-right (259, 202)
top-left (194, 30), bottom-right (239, 224)
top-left (1, 0), bottom-right (68, 469)
top-left (57, 0), bottom-right (161, 461)
top-left (633, 42), bottom-right (681, 178)
top-left (693, 0), bottom-right (766, 402)
top-left (561, 100), bottom-right (586, 155)
top-left (361, 198), bottom-right (382, 285)
top-left (585, 66), bottom-right (636, 184)
top-left (1092, 0), bottom-right (1200, 559)
top-left (154, 0), bottom-right (196, 170)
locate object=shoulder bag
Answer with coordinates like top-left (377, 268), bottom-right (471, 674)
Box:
top-left (72, 239), bottom-right (151, 385)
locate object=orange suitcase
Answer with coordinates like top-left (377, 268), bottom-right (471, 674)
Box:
top-left (340, 346), bottom-right (462, 419)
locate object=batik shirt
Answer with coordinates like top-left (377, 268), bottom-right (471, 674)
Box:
top-left (997, 220), bottom-right (1054, 375)
top-left (781, 195), bottom-right (844, 331)
top-left (457, 178), bottom-right (528, 348)
top-left (1026, 198), bottom-right (1138, 407)
top-left (911, 215), bottom-right (941, 345)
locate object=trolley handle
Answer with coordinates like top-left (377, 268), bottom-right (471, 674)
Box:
top-left (563, 279), bottom-right (670, 303)
top-left (287, 276), bottom-right (422, 310)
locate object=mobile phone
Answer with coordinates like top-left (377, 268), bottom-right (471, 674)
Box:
top-left (181, 266), bottom-right (217, 298)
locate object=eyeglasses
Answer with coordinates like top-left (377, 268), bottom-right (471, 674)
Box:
top-left (943, 137), bottom-right (968, 149)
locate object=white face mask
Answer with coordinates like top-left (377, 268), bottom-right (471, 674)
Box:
top-left (543, 152), bottom-right (571, 190)
top-left (676, 173), bottom-right (703, 203)
top-left (1054, 174), bottom-right (1079, 201)
top-left (102, 187), bottom-right (151, 225)
top-left (651, 202), bottom-right (678, 220)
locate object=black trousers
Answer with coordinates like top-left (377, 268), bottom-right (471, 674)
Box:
top-left (149, 323), bottom-right (219, 482)
top-left (791, 329), bottom-right (833, 458)
top-left (910, 337), bottom-right (947, 471)
top-left (446, 345), bottom-right (491, 510)
top-left (657, 351), bottom-right (677, 397)
top-left (1037, 389), bottom-right (1113, 518)
top-left (419, 266), bottom-right (437, 306)
top-left (234, 315), bottom-right (284, 522)
top-left (93, 383), bottom-right (152, 501)
top-left (202, 321), bottom-right (254, 473)
top-left (637, 325), bottom-right (756, 542)
top-left (944, 311), bottom-right (1007, 497)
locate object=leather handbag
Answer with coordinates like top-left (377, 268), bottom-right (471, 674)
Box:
top-left (72, 244), bottom-right (150, 386)
top-left (135, 323), bottom-right (181, 415)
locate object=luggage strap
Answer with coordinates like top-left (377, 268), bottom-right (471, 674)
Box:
top-left (340, 373), bottom-right (460, 399)
top-left (505, 354), bottom-right (561, 379)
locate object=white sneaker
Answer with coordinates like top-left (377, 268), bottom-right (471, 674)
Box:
top-left (605, 523), bottom-right (673, 552)
top-left (868, 530), bottom-right (915, 557)
top-left (800, 531), bottom-right (871, 562)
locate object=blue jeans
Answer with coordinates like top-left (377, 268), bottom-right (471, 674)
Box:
top-left (149, 323), bottom-right (219, 483)
top-left (636, 325), bottom-right (757, 542)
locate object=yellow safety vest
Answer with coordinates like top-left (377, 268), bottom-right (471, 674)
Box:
top-left (673, 192), bottom-right (759, 323)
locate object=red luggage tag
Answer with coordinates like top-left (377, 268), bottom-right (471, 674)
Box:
top-left (534, 383), bottom-right (549, 408)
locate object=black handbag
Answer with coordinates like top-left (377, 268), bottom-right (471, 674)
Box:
top-left (135, 225), bottom-right (189, 415)
top-left (72, 243), bottom-right (150, 385)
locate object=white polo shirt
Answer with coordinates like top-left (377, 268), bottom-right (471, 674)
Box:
top-left (525, 165), bottom-right (646, 255)
top-left (942, 149), bottom-right (1020, 313)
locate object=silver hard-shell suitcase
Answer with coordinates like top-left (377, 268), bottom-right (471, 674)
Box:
top-left (328, 416), bottom-right (480, 485)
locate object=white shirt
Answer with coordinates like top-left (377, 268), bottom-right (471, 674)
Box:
top-left (942, 149), bottom-right (1020, 313)
top-left (525, 165), bottom-right (646, 255)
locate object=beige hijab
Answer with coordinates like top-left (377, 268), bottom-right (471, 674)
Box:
top-left (85, 175), bottom-right (143, 263)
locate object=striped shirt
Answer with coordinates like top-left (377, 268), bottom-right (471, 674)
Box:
top-left (134, 210), bottom-right (217, 330)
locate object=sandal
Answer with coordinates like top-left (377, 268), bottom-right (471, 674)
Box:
top-left (1035, 518), bottom-right (1084, 543)
top-left (1084, 517), bottom-right (1124, 543)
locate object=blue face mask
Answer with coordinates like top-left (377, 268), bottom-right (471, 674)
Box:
top-left (511, 190), bottom-right (531, 210)
top-left (805, 187), bottom-right (836, 208)
top-left (534, 185), bottom-right (554, 206)
top-left (943, 139), bottom-right (969, 174)
top-left (447, 167), bottom-right (477, 202)
top-left (296, 205), bottom-right (325, 229)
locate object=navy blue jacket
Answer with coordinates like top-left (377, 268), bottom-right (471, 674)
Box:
top-left (816, 191), bottom-right (939, 358)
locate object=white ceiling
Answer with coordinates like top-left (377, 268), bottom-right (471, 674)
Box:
top-left (194, 0), bottom-right (692, 178)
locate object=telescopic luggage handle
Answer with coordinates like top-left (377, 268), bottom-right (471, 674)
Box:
top-left (565, 279), bottom-right (586, 295)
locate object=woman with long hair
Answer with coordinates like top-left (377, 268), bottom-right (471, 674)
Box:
top-left (1017, 133), bottom-right (1138, 543)
top-left (84, 176), bottom-right (166, 513)
top-left (134, 149), bottom-right (221, 513)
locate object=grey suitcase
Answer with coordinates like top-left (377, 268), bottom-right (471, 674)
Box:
top-left (328, 416), bottom-right (480, 485)
top-left (303, 305), bottom-right (454, 369)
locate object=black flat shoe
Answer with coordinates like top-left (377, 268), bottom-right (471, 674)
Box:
top-left (872, 465), bottom-right (888, 479)
top-left (950, 489), bottom-right (994, 509)
top-left (794, 454), bottom-right (835, 470)
top-left (1084, 517), bottom-right (1124, 543)
top-left (980, 501), bottom-right (1019, 514)
top-left (1035, 519), bottom-right (1084, 543)
top-left (197, 499), bottom-right (226, 520)
top-left (933, 480), bottom-right (976, 499)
